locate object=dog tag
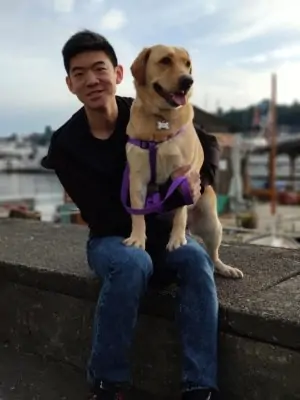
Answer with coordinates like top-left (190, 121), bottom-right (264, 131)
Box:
top-left (157, 121), bottom-right (169, 130)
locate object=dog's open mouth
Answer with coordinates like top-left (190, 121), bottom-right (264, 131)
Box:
top-left (153, 83), bottom-right (187, 107)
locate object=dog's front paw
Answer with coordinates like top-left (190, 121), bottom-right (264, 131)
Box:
top-left (123, 235), bottom-right (146, 250)
top-left (166, 234), bottom-right (187, 251)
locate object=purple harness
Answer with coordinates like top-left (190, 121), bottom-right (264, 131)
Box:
top-left (121, 126), bottom-right (193, 215)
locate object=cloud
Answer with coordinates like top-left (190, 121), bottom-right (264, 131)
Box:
top-left (1, 0), bottom-right (300, 135)
top-left (228, 43), bottom-right (300, 67)
top-left (193, 61), bottom-right (300, 111)
top-left (218, 0), bottom-right (300, 44)
top-left (100, 8), bottom-right (127, 31)
top-left (53, 0), bottom-right (75, 13)
top-left (203, 1), bottom-right (218, 15)
top-left (270, 44), bottom-right (300, 61)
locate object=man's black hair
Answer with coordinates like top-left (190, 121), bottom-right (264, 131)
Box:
top-left (62, 30), bottom-right (118, 74)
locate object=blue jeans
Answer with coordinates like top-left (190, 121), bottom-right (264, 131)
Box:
top-left (86, 235), bottom-right (218, 392)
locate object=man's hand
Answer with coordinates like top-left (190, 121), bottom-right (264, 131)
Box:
top-left (172, 165), bottom-right (201, 204)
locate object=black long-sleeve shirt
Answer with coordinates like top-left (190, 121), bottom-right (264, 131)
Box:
top-left (41, 96), bottom-right (220, 247)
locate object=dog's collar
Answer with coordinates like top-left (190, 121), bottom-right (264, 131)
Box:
top-left (128, 124), bottom-right (187, 148)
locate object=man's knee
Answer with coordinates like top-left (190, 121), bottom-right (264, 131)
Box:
top-left (172, 237), bottom-right (214, 281)
top-left (87, 236), bottom-right (153, 281)
top-left (113, 242), bottom-right (154, 285)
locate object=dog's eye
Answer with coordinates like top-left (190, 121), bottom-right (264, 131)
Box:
top-left (186, 60), bottom-right (191, 68)
top-left (160, 57), bottom-right (172, 65)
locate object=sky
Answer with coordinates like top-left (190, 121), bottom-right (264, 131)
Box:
top-left (1, 0), bottom-right (300, 135)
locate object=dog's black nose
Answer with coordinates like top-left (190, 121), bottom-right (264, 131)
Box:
top-left (178, 75), bottom-right (194, 91)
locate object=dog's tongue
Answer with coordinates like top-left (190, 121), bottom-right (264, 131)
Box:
top-left (170, 92), bottom-right (186, 106)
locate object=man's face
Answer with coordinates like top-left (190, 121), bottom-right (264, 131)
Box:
top-left (66, 51), bottom-right (123, 109)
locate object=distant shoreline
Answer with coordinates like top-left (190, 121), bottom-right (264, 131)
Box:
top-left (0, 169), bottom-right (54, 174)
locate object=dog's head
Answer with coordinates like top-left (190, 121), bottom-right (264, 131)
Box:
top-left (130, 45), bottom-right (193, 109)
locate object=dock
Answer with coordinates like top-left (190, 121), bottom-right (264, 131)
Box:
top-left (220, 203), bottom-right (300, 248)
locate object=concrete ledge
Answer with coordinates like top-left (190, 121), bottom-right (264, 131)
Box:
top-left (218, 333), bottom-right (300, 399)
top-left (1, 219), bottom-right (299, 349)
top-left (0, 219), bottom-right (300, 399)
top-left (0, 343), bottom-right (156, 400)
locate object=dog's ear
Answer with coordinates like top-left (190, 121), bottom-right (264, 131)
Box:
top-left (180, 47), bottom-right (192, 74)
top-left (130, 47), bottom-right (151, 86)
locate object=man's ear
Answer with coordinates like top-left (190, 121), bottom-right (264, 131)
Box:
top-left (130, 47), bottom-right (151, 86)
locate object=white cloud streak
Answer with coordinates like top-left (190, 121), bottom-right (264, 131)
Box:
top-left (100, 9), bottom-right (127, 31)
top-left (219, 0), bottom-right (300, 44)
top-left (53, 0), bottom-right (75, 13)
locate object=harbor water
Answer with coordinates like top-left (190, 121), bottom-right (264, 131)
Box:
top-left (0, 154), bottom-right (299, 222)
top-left (0, 173), bottom-right (64, 221)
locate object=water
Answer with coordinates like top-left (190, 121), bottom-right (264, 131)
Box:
top-left (0, 173), bottom-right (64, 221)
top-left (0, 156), bottom-right (299, 223)
top-left (248, 154), bottom-right (300, 190)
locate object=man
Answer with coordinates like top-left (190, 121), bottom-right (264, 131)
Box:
top-left (41, 30), bottom-right (220, 400)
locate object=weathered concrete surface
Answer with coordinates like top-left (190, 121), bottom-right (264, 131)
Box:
top-left (2, 336), bottom-right (298, 400)
top-left (1, 281), bottom-right (300, 399)
top-left (218, 334), bottom-right (300, 400)
top-left (225, 275), bottom-right (300, 350)
top-left (0, 282), bottom-right (181, 397)
top-left (0, 343), bottom-right (88, 400)
top-left (0, 343), bottom-right (157, 400)
top-left (0, 219), bottom-right (299, 349)
top-left (1, 220), bottom-right (300, 399)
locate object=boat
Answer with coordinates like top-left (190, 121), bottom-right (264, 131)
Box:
top-left (245, 233), bottom-right (300, 249)
top-left (0, 139), bottom-right (51, 173)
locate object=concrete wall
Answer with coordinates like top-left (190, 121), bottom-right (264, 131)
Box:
top-left (0, 220), bottom-right (300, 399)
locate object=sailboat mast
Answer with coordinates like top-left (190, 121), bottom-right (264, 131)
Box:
top-left (269, 73), bottom-right (277, 215)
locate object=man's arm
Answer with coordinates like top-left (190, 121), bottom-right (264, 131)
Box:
top-left (198, 127), bottom-right (220, 193)
top-left (40, 130), bottom-right (60, 171)
top-left (159, 128), bottom-right (221, 211)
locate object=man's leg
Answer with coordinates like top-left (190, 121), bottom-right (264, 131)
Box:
top-left (163, 235), bottom-right (219, 398)
top-left (86, 236), bottom-right (153, 389)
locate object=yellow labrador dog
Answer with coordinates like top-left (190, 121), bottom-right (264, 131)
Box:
top-left (122, 45), bottom-right (243, 279)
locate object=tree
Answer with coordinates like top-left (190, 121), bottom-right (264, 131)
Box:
top-left (221, 100), bottom-right (300, 132)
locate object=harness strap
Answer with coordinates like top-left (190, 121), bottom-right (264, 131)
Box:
top-left (121, 164), bottom-right (192, 215)
top-left (121, 126), bottom-right (194, 215)
top-left (126, 139), bottom-right (158, 185)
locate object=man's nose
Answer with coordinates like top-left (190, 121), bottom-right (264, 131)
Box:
top-left (86, 70), bottom-right (99, 86)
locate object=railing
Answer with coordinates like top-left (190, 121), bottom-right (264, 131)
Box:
top-left (223, 225), bottom-right (300, 238)
top-left (0, 193), bottom-right (63, 202)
